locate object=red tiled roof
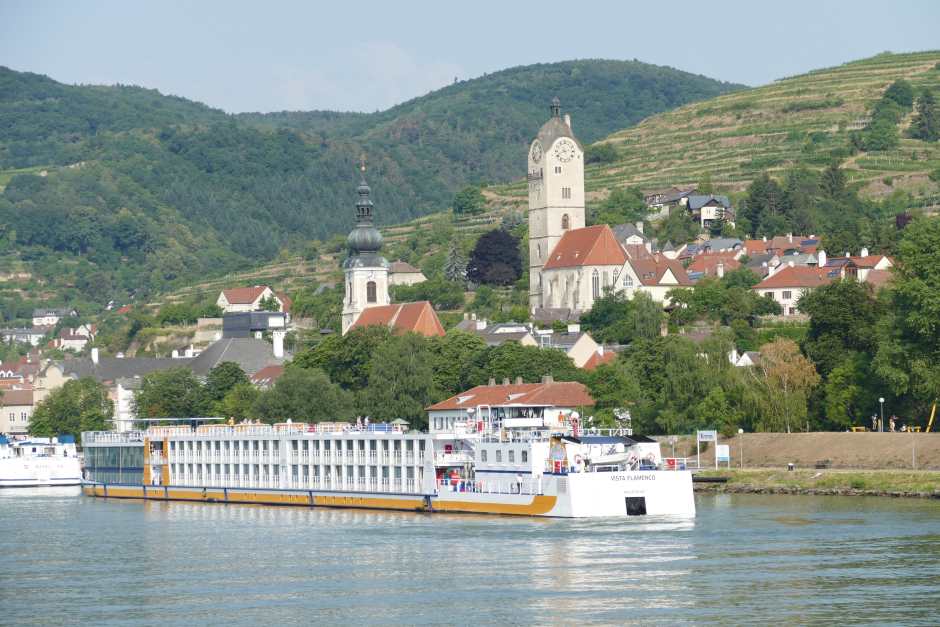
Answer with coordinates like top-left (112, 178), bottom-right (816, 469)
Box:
top-left (275, 291), bottom-right (293, 313)
top-left (116, 305), bottom-right (133, 314)
top-left (427, 381), bottom-right (595, 411)
top-left (744, 240), bottom-right (768, 255)
top-left (221, 286), bottom-right (269, 304)
top-left (582, 351), bottom-right (617, 371)
top-left (351, 301), bottom-right (445, 337)
top-left (687, 252), bottom-right (741, 277)
top-left (250, 365), bottom-right (285, 386)
top-left (754, 266), bottom-right (832, 290)
top-left (543, 225), bottom-right (627, 270)
top-left (1, 389), bottom-right (33, 406)
top-left (389, 261), bottom-right (422, 274)
top-left (628, 255), bottom-right (693, 287)
top-left (848, 255), bottom-right (892, 269)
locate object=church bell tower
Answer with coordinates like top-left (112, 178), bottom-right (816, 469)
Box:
top-left (527, 97), bottom-right (585, 310)
top-left (341, 163), bottom-right (390, 334)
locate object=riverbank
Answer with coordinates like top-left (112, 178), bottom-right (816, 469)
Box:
top-left (694, 468), bottom-right (940, 499)
top-left (656, 432), bottom-right (940, 470)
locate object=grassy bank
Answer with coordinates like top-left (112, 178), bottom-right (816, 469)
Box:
top-left (695, 468), bottom-right (940, 498)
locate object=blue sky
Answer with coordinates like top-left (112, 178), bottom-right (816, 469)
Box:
top-left (1, 0), bottom-right (937, 113)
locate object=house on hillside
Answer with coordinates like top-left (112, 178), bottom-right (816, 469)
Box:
top-left (426, 376), bottom-right (595, 433)
top-left (1, 389), bottom-right (34, 436)
top-left (388, 261), bottom-right (428, 286)
top-left (688, 195), bottom-right (734, 230)
top-left (616, 253), bottom-right (694, 305)
top-left (752, 266), bottom-right (832, 316)
top-left (612, 222), bottom-right (650, 250)
top-left (217, 286), bottom-right (291, 317)
top-left (644, 187), bottom-right (697, 211)
top-left (686, 252), bottom-right (742, 281)
top-left (32, 308), bottom-right (77, 328)
top-left (1, 328), bottom-right (48, 347)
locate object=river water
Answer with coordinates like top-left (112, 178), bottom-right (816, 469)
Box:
top-left (1, 489), bottom-right (939, 625)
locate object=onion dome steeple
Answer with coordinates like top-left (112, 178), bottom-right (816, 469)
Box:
top-left (344, 157), bottom-right (387, 268)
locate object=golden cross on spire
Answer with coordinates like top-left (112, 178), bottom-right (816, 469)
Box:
top-left (359, 153), bottom-right (367, 173)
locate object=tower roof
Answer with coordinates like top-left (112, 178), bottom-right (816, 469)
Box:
top-left (345, 166), bottom-right (387, 268)
top-left (536, 96), bottom-right (582, 150)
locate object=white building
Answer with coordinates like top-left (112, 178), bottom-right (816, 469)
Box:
top-left (528, 97), bottom-right (587, 311)
top-left (388, 261), bottom-right (428, 286)
top-left (32, 308), bottom-right (76, 327)
top-left (1, 389), bottom-right (34, 436)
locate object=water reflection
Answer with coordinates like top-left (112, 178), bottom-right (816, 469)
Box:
top-left (1, 493), bottom-right (939, 625)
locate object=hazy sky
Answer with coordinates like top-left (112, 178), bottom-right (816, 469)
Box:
top-left (1, 1), bottom-right (937, 113)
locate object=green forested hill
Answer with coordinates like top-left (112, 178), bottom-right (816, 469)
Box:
top-left (0, 61), bottom-right (740, 318)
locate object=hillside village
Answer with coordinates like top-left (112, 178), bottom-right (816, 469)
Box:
top-left (2, 56), bottom-right (940, 441)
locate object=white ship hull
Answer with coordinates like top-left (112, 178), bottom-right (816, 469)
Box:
top-left (0, 456), bottom-right (83, 488)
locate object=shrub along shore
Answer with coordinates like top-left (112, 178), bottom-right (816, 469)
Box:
top-left (694, 469), bottom-right (940, 499)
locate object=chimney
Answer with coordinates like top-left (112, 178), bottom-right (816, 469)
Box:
top-left (597, 345), bottom-right (605, 356)
top-left (171, 349), bottom-right (179, 359)
top-left (476, 318), bottom-right (487, 331)
top-left (567, 323), bottom-right (580, 334)
top-left (788, 260), bottom-right (795, 268)
top-left (817, 250), bottom-right (827, 267)
top-left (502, 377), bottom-right (511, 386)
top-left (273, 330), bottom-right (286, 359)
top-left (541, 374), bottom-right (554, 384)
top-left (716, 262), bottom-right (725, 278)
top-left (514, 376), bottom-right (523, 385)
top-left (762, 235), bottom-right (767, 243)
top-left (471, 313), bottom-right (476, 320)
top-left (860, 247), bottom-right (869, 258)
top-left (787, 233), bottom-right (793, 243)
top-left (564, 113), bottom-right (571, 129)
top-left (91, 347), bottom-right (99, 365)
top-left (463, 313), bottom-right (468, 320)
top-left (488, 377), bottom-right (496, 386)
top-left (635, 221), bottom-right (644, 234)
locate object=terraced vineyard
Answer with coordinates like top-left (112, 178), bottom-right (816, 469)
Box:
top-left (495, 51), bottom-right (940, 204)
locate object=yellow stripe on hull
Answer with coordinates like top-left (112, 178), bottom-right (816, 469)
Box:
top-left (84, 485), bottom-right (424, 512)
top-left (83, 485), bottom-right (558, 515)
top-left (432, 495), bottom-right (557, 516)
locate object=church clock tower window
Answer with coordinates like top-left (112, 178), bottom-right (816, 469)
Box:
top-left (592, 270), bottom-right (600, 300)
top-left (367, 281), bottom-right (377, 303)
top-left (562, 214), bottom-right (570, 230)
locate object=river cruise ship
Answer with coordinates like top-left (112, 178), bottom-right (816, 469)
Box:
top-left (82, 414), bottom-right (695, 518)
top-left (0, 435), bottom-right (82, 488)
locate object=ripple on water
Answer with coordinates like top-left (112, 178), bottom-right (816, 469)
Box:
top-left (1, 492), bottom-right (939, 625)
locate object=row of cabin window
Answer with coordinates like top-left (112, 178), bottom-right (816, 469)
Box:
top-left (479, 449), bottom-right (528, 464)
top-left (168, 439), bottom-right (422, 453)
top-left (173, 464), bottom-right (416, 479)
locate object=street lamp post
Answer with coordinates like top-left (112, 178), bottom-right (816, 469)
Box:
top-left (738, 428), bottom-right (744, 469)
top-left (879, 397), bottom-right (885, 433)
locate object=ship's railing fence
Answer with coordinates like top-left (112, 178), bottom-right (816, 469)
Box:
top-left (437, 477), bottom-right (543, 496)
top-left (84, 431), bottom-right (146, 445)
top-left (138, 423), bottom-right (407, 439)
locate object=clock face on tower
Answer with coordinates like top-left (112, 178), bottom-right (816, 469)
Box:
top-left (530, 141), bottom-right (543, 163)
top-left (553, 138), bottom-right (576, 163)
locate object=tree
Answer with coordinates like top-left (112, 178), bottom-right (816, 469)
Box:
top-left (585, 359), bottom-right (643, 427)
top-left (698, 173), bottom-right (714, 194)
top-left (443, 238), bottom-right (468, 284)
top-left (453, 186), bottom-right (485, 216)
top-left (798, 280), bottom-right (880, 376)
top-left (466, 228), bottom-right (522, 286)
top-left (292, 325), bottom-right (391, 390)
top-left (259, 294), bottom-right (281, 312)
top-left (29, 378), bottom-right (112, 443)
top-left (253, 367), bottom-right (354, 424)
top-left (655, 205), bottom-right (698, 244)
top-left (475, 341), bottom-right (583, 385)
top-left (696, 387), bottom-right (743, 437)
top-left (750, 339), bottom-right (820, 432)
top-left (591, 187), bottom-right (647, 225)
top-left (883, 79), bottom-right (915, 108)
top-left (205, 362), bottom-right (250, 403)
top-left (360, 333), bottom-right (439, 429)
top-left (584, 143), bottom-right (618, 164)
top-left (820, 161), bottom-right (846, 199)
top-left (135, 367), bottom-right (208, 418)
top-left (909, 89), bottom-right (939, 142)
top-left (429, 330), bottom-right (488, 396)
top-left (822, 354), bottom-right (877, 429)
top-left (391, 277), bottom-right (464, 310)
top-left (219, 383), bottom-right (260, 422)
